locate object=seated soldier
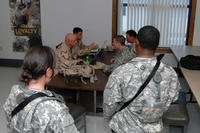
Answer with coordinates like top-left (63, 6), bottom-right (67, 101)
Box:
top-left (55, 33), bottom-right (97, 83)
top-left (55, 33), bottom-right (82, 75)
top-left (126, 30), bottom-right (137, 51)
top-left (73, 27), bottom-right (97, 56)
top-left (126, 30), bottom-right (137, 45)
top-left (103, 26), bottom-right (181, 133)
top-left (104, 35), bottom-right (135, 73)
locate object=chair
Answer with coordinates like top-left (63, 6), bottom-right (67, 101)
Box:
top-left (163, 92), bottom-right (189, 133)
top-left (66, 103), bottom-right (87, 133)
top-left (56, 42), bottom-right (62, 49)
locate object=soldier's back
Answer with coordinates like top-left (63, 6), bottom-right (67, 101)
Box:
top-left (3, 85), bottom-right (79, 133)
top-left (105, 57), bottom-right (180, 133)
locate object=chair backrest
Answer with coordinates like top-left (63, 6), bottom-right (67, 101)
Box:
top-left (56, 42), bottom-right (62, 49)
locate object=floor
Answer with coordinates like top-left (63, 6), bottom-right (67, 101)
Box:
top-left (0, 67), bottom-right (200, 133)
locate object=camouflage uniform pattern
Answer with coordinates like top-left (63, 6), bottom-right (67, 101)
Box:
top-left (55, 42), bottom-right (81, 75)
top-left (77, 40), bottom-right (86, 50)
top-left (126, 42), bottom-right (136, 53)
top-left (56, 42), bottom-right (80, 67)
top-left (73, 40), bottom-right (90, 57)
top-left (3, 85), bottom-right (79, 133)
top-left (55, 42), bottom-right (97, 83)
top-left (104, 46), bottom-right (135, 73)
top-left (103, 57), bottom-right (181, 133)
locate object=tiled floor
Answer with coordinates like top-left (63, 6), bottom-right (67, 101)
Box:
top-left (0, 67), bottom-right (200, 133)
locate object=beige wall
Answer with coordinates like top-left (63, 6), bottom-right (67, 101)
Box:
top-left (193, 0), bottom-right (200, 46)
top-left (0, 0), bottom-right (112, 59)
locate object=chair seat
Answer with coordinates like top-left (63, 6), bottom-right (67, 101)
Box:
top-left (66, 103), bottom-right (86, 119)
top-left (163, 104), bottom-right (189, 126)
top-left (66, 103), bottom-right (86, 133)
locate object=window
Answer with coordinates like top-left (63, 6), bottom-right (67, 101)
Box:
top-left (118, 0), bottom-right (191, 46)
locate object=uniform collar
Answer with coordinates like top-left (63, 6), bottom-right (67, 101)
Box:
top-left (129, 57), bottom-right (157, 70)
top-left (134, 57), bottom-right (156, 60)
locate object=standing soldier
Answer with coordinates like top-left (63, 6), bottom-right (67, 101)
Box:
top-left (103, 26), bottom-right (181, 133)
top-left (104, 35), bottom-right (135, 73)
top-left (3, 46), bottom-right (79, 133)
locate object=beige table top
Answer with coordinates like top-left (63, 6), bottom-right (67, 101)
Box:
top-left (180, 67), bottom-right (200, 105)
top-left (170, 45), bottom-right (200, 60)
top-left (170, 45), bottom-right (200, 105)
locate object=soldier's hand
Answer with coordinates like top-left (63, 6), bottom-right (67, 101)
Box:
top-left (89, 43), bottom-right (97, 50)
top-left (110, 57), bottom-right (116, 63)
top-left (77, 59), bottom-right (83, 64)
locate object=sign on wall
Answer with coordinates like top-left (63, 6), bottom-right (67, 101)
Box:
top-left (9, 0), bottom-right (42, 52)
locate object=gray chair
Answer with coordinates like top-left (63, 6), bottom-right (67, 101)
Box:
top-left (163, 92), bottom-right (189, 133)
top-left (67, 103), bottom-right (86, 133)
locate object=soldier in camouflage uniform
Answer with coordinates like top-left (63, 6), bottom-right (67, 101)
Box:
top-left (103, 26), bottom-right (181, 133)
top-left (73, 27), bottom-right (97, 56)
top-left (125, 30), bottom-right (137, 50)
top-left (55, 33), bottom-right (83, 75)
top-left (3, 46), bottom-right (78, 133)
top-left (104, 35), bottom-right (135, 73)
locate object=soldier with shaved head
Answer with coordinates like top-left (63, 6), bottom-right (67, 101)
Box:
top-left (104, 26), bottom-right (181, 133)
top-left (55, 33), bottom-right (82, 75)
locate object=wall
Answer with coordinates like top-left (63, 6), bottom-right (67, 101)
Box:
top-left (40, 0), bottom-right (112, 49)
top-left (0, 0), bottom-right (199, 60)
top-left (0, 0), bottom-right (112, 60)
top-left (193, 0), bottom-right (200, 46)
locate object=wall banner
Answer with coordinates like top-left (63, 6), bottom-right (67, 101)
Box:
top-left (9, 0), bottom-right (42, 52)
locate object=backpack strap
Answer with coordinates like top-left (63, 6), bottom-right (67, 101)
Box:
top-left (11, 92), bottom-right (54, 118)
top-left (118, 54), bottom-right (164, 112)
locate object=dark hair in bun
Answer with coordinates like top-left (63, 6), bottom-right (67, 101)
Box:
top-left (21, 46), bottom-right (55, 84)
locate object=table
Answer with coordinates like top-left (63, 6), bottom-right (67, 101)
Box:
top-left (47, 51), bottom-right (113, 112)
top-left (170, 45), bottom-right (200, 60)
top-left (170, 45), bottom-right (200, 105)
top-left (47, 70), bottom-right (108, 91)
top-left (47, 70), bottom-right (108, 112)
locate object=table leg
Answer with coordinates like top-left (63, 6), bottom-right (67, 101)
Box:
top-left (94, 90), bottom-right (97, 113)
top-left (76, 90), bottom-right (80, 103)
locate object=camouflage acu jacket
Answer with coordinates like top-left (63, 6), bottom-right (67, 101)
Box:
top-left (103, 57), bottom-right (181, 133)
top-left (55, 42), bottom-right (80, 68)
top-left (3, 85), bottom-right (79, 133)
top-left (55, 42), bottom-right (81, 75)
top-left (104, 46), bottom-right (135, 73)
top-left (73, 40), bottom-right (91, 57)
top-left (76, 40), bottom-right (86, 50)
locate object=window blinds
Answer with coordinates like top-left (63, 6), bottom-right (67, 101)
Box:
top-left (118, 0), bottom-right (190, 46)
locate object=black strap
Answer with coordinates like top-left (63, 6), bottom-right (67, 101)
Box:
top-left (11, 92), bottom-right (52, 118)
top-left (118, 54), bottom-right (164, 112)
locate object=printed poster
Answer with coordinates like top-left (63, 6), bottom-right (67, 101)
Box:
top-left (9, 0), bottom-right (42, 52)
